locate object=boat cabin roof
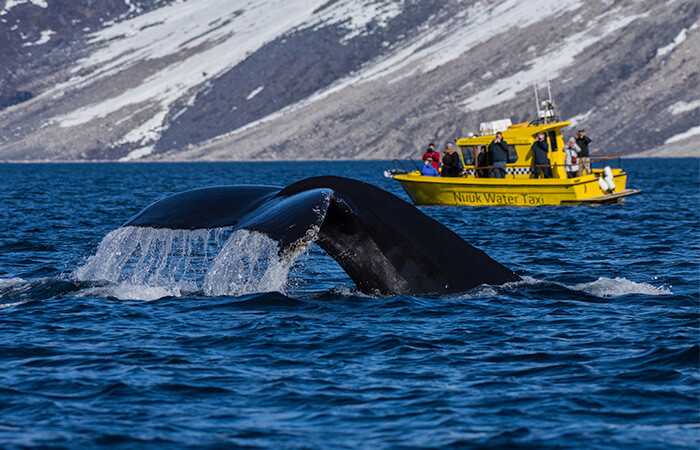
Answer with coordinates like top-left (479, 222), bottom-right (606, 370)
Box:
top-left (456, 121), bottom-right (572, 147)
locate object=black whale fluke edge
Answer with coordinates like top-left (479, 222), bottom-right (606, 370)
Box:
top-left (124, 176), bottom-right (520, 296)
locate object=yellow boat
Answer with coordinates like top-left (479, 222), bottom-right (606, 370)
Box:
top-left (385, 101), bottom-right (641, 206)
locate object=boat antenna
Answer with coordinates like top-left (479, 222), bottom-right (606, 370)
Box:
top-left (534, 83), bottom-right (540, 116)
top-left (533, 81), bottom-right (558, 124)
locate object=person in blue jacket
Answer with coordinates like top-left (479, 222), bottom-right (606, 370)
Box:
top-left (420, 158), bottom-right (439, 176)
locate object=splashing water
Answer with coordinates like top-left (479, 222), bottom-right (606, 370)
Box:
top-left (74, 227), bottom-right (313, 296)
top-left (572, 276), bottom-right (673, 297)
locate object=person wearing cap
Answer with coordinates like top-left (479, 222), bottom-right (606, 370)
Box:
top-left (422, 143), bottom-right (440, 171)
top-left (575, 129), bottom-right (592, 174)
top-left (420, 157), bottom-right (439, 176)
top-left (564, 138), bottom-right (581, 178)
top-left (488, 131), bottom-right (509, 178)
top-left (441, 143), bottom-right (461, 177)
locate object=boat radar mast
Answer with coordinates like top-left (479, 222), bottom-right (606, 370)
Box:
top-left (532, 80), bottom-right (559, 125)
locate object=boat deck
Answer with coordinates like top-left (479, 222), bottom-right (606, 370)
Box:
top-left (562, 189), bottom-right (643, 205)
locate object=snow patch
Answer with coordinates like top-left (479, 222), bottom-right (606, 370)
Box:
top-left (308, 0), bottom-right (402, 40)
top-left (460, 11), bottom-right (645, 110)
top-left (667, 99), bottom-right (700, 115)
top-left (214, 0), bottom-right (587, 139)
top-left (246, 86), bottom-right (264, 100)
top-left (119, 146), bottom-right (154, 162)
top-left (567, 109), bottom-right (594, 125)
top-left (656, 26), bottom-right (689, 58)
top-left (1, 0), bottom-right (47, 15)
top-left (22, 29), bottom-right (54, 46)
top-left (664, 126), bottom-right (700, 144)
top-left (48, 0), bottom-right (329, 151)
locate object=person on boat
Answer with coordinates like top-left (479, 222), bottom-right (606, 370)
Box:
top-left (420, 157), bottom-right (439, 177)
top-left (532, 132), bottom-right (552, 178)
top-left (575, 129), bottom-right (592, 175)
top-left (441, 143), bottom-right (461, 177)
top-left (564, 138), bottom-right (581, 178)
top-left (422, 143), bottom-right (440, 171)
top-left (488, 132), bottom-right (509, 178)
top-left (476, 146), bottom-right (489, 178)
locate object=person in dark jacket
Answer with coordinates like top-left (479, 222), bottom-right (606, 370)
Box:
top-left (476, 146), bottom-right (489, 178)
top-left (441, 143), bottom-right (461, 177)
top-left (422, 143), bottom-right (440, 171)
top-left (575, 129), bottom-right (592, 174)
top-left (531, 132), bottom-right (552, 178)
top-left (488, 132), bottom-right (509, 178)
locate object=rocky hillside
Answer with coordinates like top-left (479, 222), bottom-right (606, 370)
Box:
top-left (0, 0), bottom-right (698, 161)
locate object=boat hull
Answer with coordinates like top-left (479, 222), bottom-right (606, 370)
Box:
top-left (392, 170), bottom-right (636, 206)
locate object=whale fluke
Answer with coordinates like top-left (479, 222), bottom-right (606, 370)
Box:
top-left (124, 176), bottom-right (520, 295)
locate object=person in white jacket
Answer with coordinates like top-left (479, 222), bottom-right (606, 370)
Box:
top-left (564, 138), bottom-right (581, 178)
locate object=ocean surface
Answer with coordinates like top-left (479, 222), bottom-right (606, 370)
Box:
top-left (0, 159), bottom-right (697, 448)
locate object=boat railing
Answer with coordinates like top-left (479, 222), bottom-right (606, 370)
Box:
top-left (468, 155), bottom-right (624, 171)
top-left (406, 157), bottom-right (421, 172)
top-left (389, 157), bottom-right (421, 174)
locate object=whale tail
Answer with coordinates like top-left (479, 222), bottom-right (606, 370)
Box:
top-left (124, 176), bottom-right (520, 295)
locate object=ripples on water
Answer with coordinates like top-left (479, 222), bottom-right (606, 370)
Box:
top-left (0, 160), bottom-right (697, 448)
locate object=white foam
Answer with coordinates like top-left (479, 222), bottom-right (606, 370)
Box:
top-left (75, 283), bottom-right (181, 301)
top-left (571, 277), bottom-right (673, 297)
top-left (0, 277), bottom-right (26, 289)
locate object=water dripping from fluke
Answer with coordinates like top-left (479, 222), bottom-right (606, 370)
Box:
top-left (74, 227), bottom-right (310, 298)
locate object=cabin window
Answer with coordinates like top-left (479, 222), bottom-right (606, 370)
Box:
top-left (547, 131), bottom-right (558, 152)
top-left (461, 146), bottom-right (474, 165)
top-left (507, 145), bottom-right (518, 163)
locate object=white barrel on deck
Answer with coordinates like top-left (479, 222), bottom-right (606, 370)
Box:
top-left (603, 166), bottom-right (615, 191)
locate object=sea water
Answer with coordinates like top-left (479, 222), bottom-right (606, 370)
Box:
top-left (0, 159), bottom-right (697, 448)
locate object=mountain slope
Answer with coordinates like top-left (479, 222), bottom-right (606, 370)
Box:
top-left (0, 0), bottom-right (698, 161)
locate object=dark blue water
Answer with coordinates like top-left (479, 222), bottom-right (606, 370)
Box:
top-left (0, 159), bottom-right (698, 448)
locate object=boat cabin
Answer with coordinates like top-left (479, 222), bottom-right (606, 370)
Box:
top-left (456, 120), bottom-right (571, 179)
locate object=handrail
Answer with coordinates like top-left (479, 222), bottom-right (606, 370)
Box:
top-left (405, 157), bottom-right (420, 171)
top-left (464, 154), bottom-right (625, 170)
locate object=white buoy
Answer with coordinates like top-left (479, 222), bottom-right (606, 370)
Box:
top-left (604, 176), bottom-right (616, 192)
top-left (602, 166), bottom-right (615, 191)
top-left (598, 177), bottom-right (608, 192)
